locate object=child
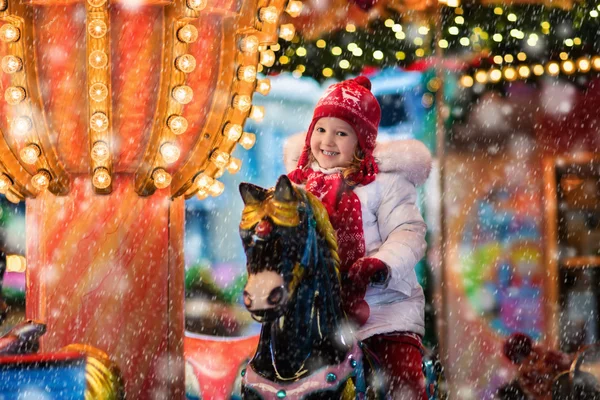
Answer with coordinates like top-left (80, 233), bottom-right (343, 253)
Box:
top-left (285, 76), bottom-right (431, 400)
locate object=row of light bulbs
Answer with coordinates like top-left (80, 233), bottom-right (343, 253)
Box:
top-left (189, 0), bottom-right (299, 200)
top-left (460, 56), bottom-right (600, 87)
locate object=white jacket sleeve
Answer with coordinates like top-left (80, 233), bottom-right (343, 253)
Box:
top-left (370, 174), bottom-right (427, 296)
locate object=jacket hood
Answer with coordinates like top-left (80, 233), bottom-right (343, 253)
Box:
top-left (283, 132), bottom-right (432, 186)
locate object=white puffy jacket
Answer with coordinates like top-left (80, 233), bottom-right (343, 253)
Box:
top-left (284, 135), bottom-right (431, 340)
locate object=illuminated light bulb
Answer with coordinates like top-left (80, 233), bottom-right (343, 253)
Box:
top-left (547, 62), bottom-right (560, 76)
top-left (489, 69), bottom-right (502, 82)
top-left (210, 150), bottom-right (230, 169)
top-left (186, 0), bottom-right (207, 10)
top-left (172, 85), bottom-right (193, 104)
top-left (160, 142), bottom-right (180, 164)
top-left (6, 255), bottom-right (26, 273)
top-left (233, 95), bottom-right (252, 113)
top-left (255, 79), bottom-right (271, 95)
top-left (214, 168), bottom-right (224, 178)
top-left (518, 66), bottom-right (530, 78)
top-left (89, 83), bottom-right (108, 102)
top-left (0, 173), bottom-right (13, 193)
top-left (4, 86), bottom-right (26, 105)
top-left (177, 25), bottom-right (198, 43)
top-left (533, 64), bottom-right (544, 76)
top-left (89, 50), bottom-right (108, 69)
top-left (90, 112), bottom-right (109, 132)
top-left (240, 35), bottom-right (259, 53)
top-left (167, 115), bottom-right (188, 135)
top-left (562, 60), bottom-right (575, 75)
top-left (175, 54), bottom-right (196, 73)
top-left (194, 173), bottom-right (214, 190)
top-left (91, 141), bottom-right (110, 162)
top-left (152, 168), bottom-right (172, 189)
top-left (577, 58), bottom-right (591, 72)
top-left (224, 123), bottom-right (243, 141)
top-left (227, 157), bottom-right (242, 174)
top-left (20, 144), bottom-right (41, 164)
top-left (504, 67), bottom-right (517, 81)
top-left (93, 167), bottom-right (111, 189)
top-left (197, 188), bottom-right (209, 200)
top-left (279, 24), bottom-right (295, 41)
top-left (4, 190), bottom-right (20, 204)
top-left (460, 75), bottom-right (473, 88)
top-left (475, 70), bottom-right (487, 83)
top-left (1, 55), bottom-right (23, 74)
top-left (249, 105), bottom-right (265, 122)
top-left (237, 65), bottom-right (257, 83)
top-left (0, 24), bottom-right (20, 43)
top-left (88, 20), bottom-right (107, 38)
top-left (286, 1), bottom-right (303, 17)
top-left (593, 56), bottom-right (600, 70)
top-left (260, 50), bottom-right (276, 67)
top-left (239, 132), bottom-right (256, 150)
top-left (12, 116), bottom-right (33, 135)
top-left (87, 0), bottom-right (107, 6)
top-left (31, 170), bottom-right (51, 191)
top-left (259, 6), bottom-right (278, 23)
top-left (208, 179), bottom-right (225, 197)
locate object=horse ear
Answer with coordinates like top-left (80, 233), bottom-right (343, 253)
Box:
top-left (274, 175), bottom-right (298, 203)
top-left (239, 182), bottom-right (267, 205)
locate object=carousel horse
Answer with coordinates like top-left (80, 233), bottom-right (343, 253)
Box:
top-left (239, 175), bottom-right (386, 400)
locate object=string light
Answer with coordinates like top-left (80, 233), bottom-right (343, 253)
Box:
top-left (177, 25), bottom-right (199, 43)
top-left (4, 86), bottom-right (26, 105)
top-left (259, 7), bottom-right (278, 24)
top-left (279, 24), bottom-right (295, 41)
top-left (209, 180), bottom-right (225, 197)
top-left (285, 1), bottom-right (303, 17)
top-left (577, 58), bottom-right (591, 72)
top-left (152, 168), bottom-right (172, 189)
top-left (20, 144), bottom-right (41, 164)
top-left (260, 50), bottom-right (276, 67)
top-left (533, 64), bottom-right (544, 76)
top-left (31, 170), bottom-right (51, 191)
top-left (233, 95), bottom-right (252, 113)
top-left (194, 173), bottom-right (214, 190)
top-left (592, 56), bottom-right (600, 70)
top-left (239, 132), bottom-right (256, 150)
top-left (240, 35), bottom-right (259, 53)
top-left (475, 70), bottom-right (487, 83)
top-left (0, 173), bottom-right (13, 193)
top-left (210, 150), bottom-right (230, 169)
top-left (160, 143), bottom-right (180, 164)
top-left (460, 75), bottom-right (473, 87)
top-left (93, 167), bottom-right (111, 189)
top-left (186, 0), bottom-right (207, 11)
top-left (256, 79), bottom-right (271, 95)
top-left (504, 67), bottom-right (516, 81)
top-left (12, 116), bottom-right (33, 136)
top-left (238, 66), bottom-right (257, 83)
top-left (172, 85), bottom-right (193, 104)
top-left (547, 62), bottom-right (560, 76)
top-left (90, 112), bottom-right (109, 132)
top-left (175, 54), bottom-right (197, 73)
top-left (1, 56), bottom-right (23, 74)
top-left (197, 189), bottom-right (209, 200)
top-left (489, 69), bottom-right (502, 82)
top-left (167, 115), bottom-right (188, 135)
top-left (89, 83), bottom-right (108, 102)
top-left (91, 141), bottom-right (110, 162)
top-left (518, 65), bottom-right (530, 78)
top-left (562, 60), bottom-right (575, 74)
top-left (249, 105), bottom-right (265, 122)
top-left (227, 158), bottom-right (242, 174)
top-left (88, 20), bottom-right (107, 38)
top-left (0, 24), bottom-right (20, 43)
top-left (6, 255), bottom-right (26, 273)
top-left (224, 123), bottom-right (243, 141)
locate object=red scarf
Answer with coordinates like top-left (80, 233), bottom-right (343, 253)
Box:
top-left (289, 167), bottom-right (371, 272)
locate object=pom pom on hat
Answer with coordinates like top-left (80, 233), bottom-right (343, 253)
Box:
top-left (353, 75), bottom-right (372, 90)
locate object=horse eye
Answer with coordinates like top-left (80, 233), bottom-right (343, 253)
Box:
top-left (267, 287), bottom-right (284, 306)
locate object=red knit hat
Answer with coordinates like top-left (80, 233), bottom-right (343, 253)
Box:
top-left (290, 76), bottom-right (381, 185)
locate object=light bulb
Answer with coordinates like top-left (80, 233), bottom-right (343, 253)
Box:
top-left (239, 132), bottom-right (256, 150)
top-left (5, 190), bottom-right (20, 204)
top-left (279, 24), bottom-right (296, 41)
top-left (0, 173), bottom-right (13, 193)
top-left (20, 144), bottom-right (41, 164)
top-left (208, 180), bottom-right (224, 196)
top-left (249, 106), bottom-right (265, 122)
top-left (489, 69), bottom-right (501, 82)
top-left (227, 157), bottom-right (242, 174)
top-left (89, 83), bottom-right (108, 102)
top-left (504, 67), bottom-right (516, 81)
top-left (172, 85), bottom-right (193, 104)
top-left (91, 141), bottom-right (110, 162)
top-left (167, 115), bottom-right (188, 135)
top-left (259, 7), bottom-right (278, 24)
top-left (562, 60), bottom-right (575, 74)
top-left (237, 66), bottom-right (257, 83)
top-left (211, 150), bottom-right (230, 169)
top-left (177, 25), bottom-right (199, 43)
top-left (547, 62), bottom-right (560, 76)
top-left (152, 168), bottom-right (172, 189)
top-left (233, 95), bottom-right (252, 112)
top-left (224, 123), bottom-right (243, 141)
top-left (577, 58), bottom-right (591, 72)
top-left (593, 56), bottom-right (600, 71)
top-left (285, 1), bottom-right (303, 17)
top-left (533, 64), bottom-right (545, 76)
top-left (89, 50), bottom-right (108, 69)
top-left (12, 116), bottom-right (33, 135)
top-left (260, 50), bottom-right (275, 67)
top-left (197, 188), bottom-right (209, 200)
top-left (256, 79), bottom-right (271, 95)
top-left (32, 170), bottom-right (51, 191)
top-left (90, 112), bottom-right (109, 132)
top-left (240, 35), bottom-right (259, 53)
top-left (175, 54), bottom-right (196, 73)
top-left (214, 167), bottom-right (224, 178)
top-left (1, 55), bottom-right (23, 74)
top-left (186, 0), bottom-right (207, 10)
top-left (0, 24), bottom-right (20, 43)
top-left (518, 66), bottom-right (530, 78)
top-left (194, 173), bottom-right (214, 190)
top-left (160, 142), bottom-right (180, 164)
top-left (93, 167), bottom-right (111, 189)
top-left (88, 20), bottom-right (107, 38)
top-left (87, 0), bottom-right (107, 6)
top-left (6, 255), bottom-right (26, 273)
top-left (4, 86), bottom-right (26, 105)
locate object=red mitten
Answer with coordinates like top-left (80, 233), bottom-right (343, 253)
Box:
top-left (348, 257), bottom-right (389, 288)
top-left (342, 258), bottom-right (389, 326)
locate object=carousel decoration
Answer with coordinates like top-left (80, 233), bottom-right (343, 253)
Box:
top-left (0, 0), bottom-right (301, 396)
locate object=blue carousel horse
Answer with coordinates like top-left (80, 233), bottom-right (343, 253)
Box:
top-left (239, 175), bottom-right (386, 400)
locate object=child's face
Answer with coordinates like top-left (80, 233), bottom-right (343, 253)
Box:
top-left (310, 117), bottom-right (358, 169)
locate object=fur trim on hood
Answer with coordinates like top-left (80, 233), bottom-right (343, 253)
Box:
top-left (283, 132), bottom-right (432, 186)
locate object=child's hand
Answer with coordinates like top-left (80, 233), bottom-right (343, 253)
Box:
top-left (341, 258), bottom-right (389, 326)
top-left (347, 257), bottom-right (389, 289)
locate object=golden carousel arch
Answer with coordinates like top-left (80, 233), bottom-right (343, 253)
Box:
top-left (0, 0), bottom-right (298, 396)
